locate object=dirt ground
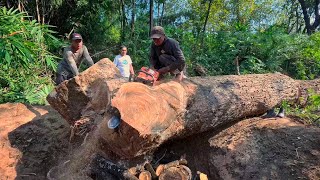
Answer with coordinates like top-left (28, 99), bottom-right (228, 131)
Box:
top-left (0, 103), bottom-right (70, 180)
top-left (154, 117), bottom-right (320, 180)
top-left (1, 103), bottom-right (320, 180)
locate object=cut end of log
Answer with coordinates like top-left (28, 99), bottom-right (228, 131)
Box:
top-left (155, 164), bottom-right (165, 176)
top-left (111, 81), bottom-right (188, 135)
top-left (98, 81), bottom-right (193, 158)
top-left (47, 58), bottom-right (126, 125)
top-left (158, 165), bottom-right (192, 180)
top-left (138, 170), bottom-right (152, 180)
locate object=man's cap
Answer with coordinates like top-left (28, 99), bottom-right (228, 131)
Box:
top-left (71, 33), bottom-right (82, 40)
top-left (150, 26), bottom-right (165, 39)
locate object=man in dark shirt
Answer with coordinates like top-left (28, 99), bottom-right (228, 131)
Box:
top-left (55, 33), bottom-right (94, 85)
top-left (150, 26), bottom-right (186, 82)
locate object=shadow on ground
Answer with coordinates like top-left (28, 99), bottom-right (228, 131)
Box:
top-left (154, 117), bottom-right (320, 180)
top-left (7, 105), bottom-right (70, 180)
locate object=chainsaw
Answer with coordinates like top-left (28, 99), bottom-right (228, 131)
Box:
top-left (129, 67), bottom-right (159, 86)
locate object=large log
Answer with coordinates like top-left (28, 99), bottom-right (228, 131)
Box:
top-left (99, 73), bottom-right (320, 159)
top-left (47, 58), bottom-right (126, 125)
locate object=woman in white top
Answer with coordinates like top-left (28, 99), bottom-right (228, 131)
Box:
top-left (113, 45), bottom-right (134, 79)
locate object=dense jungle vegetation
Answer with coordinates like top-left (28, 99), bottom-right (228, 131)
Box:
top-left (1, 0), bottom-right (320, 125)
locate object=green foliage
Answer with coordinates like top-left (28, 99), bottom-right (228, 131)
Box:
top-left (282, 91), bottom-right (320, 127)
top-left (174, 25), bottom-right (320, 79)
top-left (3, 0), bottom-right (320, 112)
top-left (188, 0), bottom-right (283, 32)
top-left (0, 7), bottom-right (62, 104)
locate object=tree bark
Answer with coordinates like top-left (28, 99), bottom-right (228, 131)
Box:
top-left (130, 0), bottom-right (135, 38)
top-left (157, 2), bottom-right (159, 25)
top-left (149, 0), bottom-right (154, 36)
top-left (99, 73), bottom-right (320, 159)
top-left (121, 0), bottom-right (126, 41)
top-left (17, 0), bottom-right (24, 21)
top-left (201, 0), bottom-right (212, 45)
top-left (235, 56), bottom-right (240, 75)
top-left (160, 1), bottom-right (165, 26)
top-left (36, 0), bottom-right (41, 23)
top-left (296, 6), bottom-right (299, 32)
top-left (41, 0), bottom-right (45, 24)
top-left (18, 0), bottom-right (22, 12)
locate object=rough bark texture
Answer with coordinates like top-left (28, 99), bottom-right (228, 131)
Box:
top-left (100, 73), bottom-right (320, 159)
top-left (47, 58), bottom-right (126, 125)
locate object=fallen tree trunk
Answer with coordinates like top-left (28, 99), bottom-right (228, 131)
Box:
top-left (46, 62), bottom-right (320, 159)
top-left (46, 58), bottom-right (126, 125)
top-left (99, 73), bottom-right (320, 159)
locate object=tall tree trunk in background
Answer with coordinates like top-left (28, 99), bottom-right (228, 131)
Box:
top-left (6, 0), bottom-right (11, 8)
top-left (119, 0), bottom-right (123, 40)
top-left (35, 0), bottom-right (41, 23)
top-left (298, 0), bottom-right (320, 35)
top-left (157, 1), bottom-right (160, 25)
top-left (160, 1), bottom-right (165, 26)
top-left (41, 0), bottom-right (45, 24)
top-left (235, 56), bottom-right (241, 75)
top-left (149, 0), bottom-right (154, 36)
top-left (201, 0), bottom-right (212, 45)
top-left (296, 6), bottom-right (299, 32)
top-left (17, 0), bottom-right (24, 21)
top-left (121, 0), bottom-right (126, 41)
top-left (131, 0), bottom-right (135, 38)
top-left (18, 0), bottom-right (22, 12)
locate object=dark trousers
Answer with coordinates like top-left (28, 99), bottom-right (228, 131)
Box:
top-left (55, 72), bottom-right (73, 85)
top-left (155, 54), bottom-right (185, 74)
